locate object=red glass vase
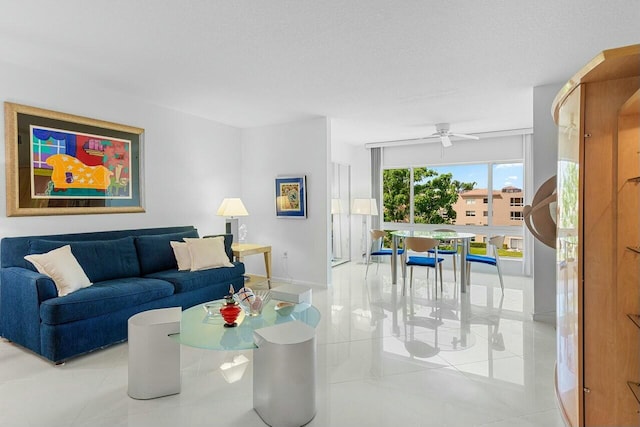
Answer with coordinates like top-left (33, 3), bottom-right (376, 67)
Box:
top-left (220, 301), bottom-right (241, 327)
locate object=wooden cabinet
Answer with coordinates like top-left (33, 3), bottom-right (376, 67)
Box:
top-left (553, 44), bottom-right (640, 427)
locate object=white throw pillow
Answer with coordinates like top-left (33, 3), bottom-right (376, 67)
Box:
top-left (170, 241), bottom-right (192, 271)
top-left (24, 245), bottom-right (92, 297)
top-left (184, 237), bottom-right (233, 271)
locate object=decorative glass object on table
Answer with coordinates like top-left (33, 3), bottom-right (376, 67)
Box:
top-left (219, 285), bottom-right (242, 327)
top-left (274, 301), bottom-right (295, 317)
top-left (238, 223), bottom-right (248, 243)
top-left (235, 288), bottom-right (271, 316)
top-left (203, 301), bottom-right (222, 317)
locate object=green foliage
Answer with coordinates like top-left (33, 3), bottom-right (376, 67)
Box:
top-left (382, 169), bottom-right (411, 222)
top-left (383, 167), bottom-right (476, 224)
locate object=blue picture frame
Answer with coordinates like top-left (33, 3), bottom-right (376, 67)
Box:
top-left (275, 176), bottom-right (306, 218)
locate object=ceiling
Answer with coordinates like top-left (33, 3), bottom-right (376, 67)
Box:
top-left (0, 1), bottom-right (638, 146)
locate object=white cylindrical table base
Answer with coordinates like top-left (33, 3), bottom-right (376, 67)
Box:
top-left (127, 307), bottom-right (181, 399)
top-left (253, 320), bottom-right (316, 427)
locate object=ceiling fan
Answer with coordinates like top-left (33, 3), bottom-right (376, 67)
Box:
top-left (431, 123), bottom-right (480, 147)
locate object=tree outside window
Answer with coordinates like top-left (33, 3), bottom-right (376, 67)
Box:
top-left (382, 168), bottom-right (475, 224)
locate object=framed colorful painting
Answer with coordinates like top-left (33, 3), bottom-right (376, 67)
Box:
top-left (275, 176), bottom-right (306, 218)
top-left (4, 102), bottom-right (145, 216)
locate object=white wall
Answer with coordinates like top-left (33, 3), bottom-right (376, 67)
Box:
top-left (240, 118), bottom-right (331, 288)
top-left (531, 83), bottom-right (562, 324)
top-left (0, 61), bottom-right (242, 239)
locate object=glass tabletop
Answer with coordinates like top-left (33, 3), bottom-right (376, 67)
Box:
top-left (390, 230), bottom-right (475, 239)
top-left (171, 299), bottom-right (321, 351)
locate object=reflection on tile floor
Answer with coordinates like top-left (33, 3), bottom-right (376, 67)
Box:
top-left (0, 263), bottom-right (564, 427)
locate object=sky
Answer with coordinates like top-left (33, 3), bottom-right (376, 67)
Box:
top-left (430, 163), bottom-right (523, 190)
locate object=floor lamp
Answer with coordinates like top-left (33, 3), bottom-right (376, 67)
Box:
top-left (331, 199), bottom-right (343, 261)
top-left (351, 198), bottom-right (378, 263)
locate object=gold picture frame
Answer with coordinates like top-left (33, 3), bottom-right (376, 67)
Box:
top-left (4, 102), bottom-right (145, 216)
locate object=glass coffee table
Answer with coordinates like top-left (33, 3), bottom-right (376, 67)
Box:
top-left (171, 298), bottom-right (321, 426)
top-left (172, 298), bottom-right (321, 350)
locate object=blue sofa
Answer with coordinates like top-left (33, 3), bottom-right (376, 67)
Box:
top-left (0, 225), bottom-right (245, 363)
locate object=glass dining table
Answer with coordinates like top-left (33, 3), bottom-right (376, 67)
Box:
top-left (390, 230), bottom-right (476, 294)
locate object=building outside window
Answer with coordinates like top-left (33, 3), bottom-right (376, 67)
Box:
top-left (491, 163), bottom-right (525, 228)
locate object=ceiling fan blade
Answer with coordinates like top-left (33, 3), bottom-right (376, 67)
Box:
top-left (440, 135), bottom-right (452, 147)
top-left (450, 133), bottom-right (479, 140)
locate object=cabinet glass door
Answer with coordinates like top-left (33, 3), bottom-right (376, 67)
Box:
top-left (556, 86), bottom-right (582, 427)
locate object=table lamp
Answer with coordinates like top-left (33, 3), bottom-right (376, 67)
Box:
top-left (351, 198), bottom-right (378, 261)
top-left (216, 198), bottom-right (249, 243)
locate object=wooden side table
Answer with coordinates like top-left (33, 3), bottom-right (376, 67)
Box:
top-left (231, 243), bottom-right (272, 289)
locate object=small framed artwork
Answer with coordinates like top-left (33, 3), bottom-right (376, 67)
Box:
top-left (4, 102), bottom-right (145, 216)
top-left (275, 175), bottom-right (307, 218)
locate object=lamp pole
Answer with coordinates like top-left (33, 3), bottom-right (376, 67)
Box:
top-left (351, 198), bottom-right (378, 264)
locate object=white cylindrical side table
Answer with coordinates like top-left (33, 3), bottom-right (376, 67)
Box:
top-left (127, 307), bottom-right (181, 399)
top-left (253, 320), bottom-right (316, 427)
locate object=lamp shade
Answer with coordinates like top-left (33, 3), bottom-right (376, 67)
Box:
top-left (351, 198), bottom-right (378, 216)
top-left (216, 198), bottom-right (249, 217)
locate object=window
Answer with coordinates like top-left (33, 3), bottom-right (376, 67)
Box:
top-left (492, 163), bottom-right (524, 226)
top-left (382, 161), bottom-right (525, 258)
top-left (32, 131), bottom-right (66, 170)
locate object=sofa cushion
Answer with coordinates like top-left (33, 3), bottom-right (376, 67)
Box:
top-left (29, 237), bottom-right (140, 283)
top-left (203, 234), bottom-right (234, 262)
top-left (134, 229), bottom-right (199, 275)
top-left (146, 262), bottom-right (245, 294)
top-left (40, 277), bottom-right (175, 325)
top-left (184, 237), bottom-right (234, 271)
top-left (24, 245), bottom-right (92, 296)
top-left (170, 241), bottom-right (191, 271)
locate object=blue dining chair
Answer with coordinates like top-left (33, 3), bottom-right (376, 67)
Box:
top-left (428, 228), bottom-right (459, 283)
top-left (366, 230), bottom-right (404, 278)
top-left (466, 235), bottom-right (505, 293)
top-left (402, 237), bottom-right (444, 297)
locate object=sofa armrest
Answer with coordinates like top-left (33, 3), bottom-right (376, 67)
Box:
top-left (0, 267), bottom-right (57, 353)
top-left (1, 267), bottom-right (58, 302)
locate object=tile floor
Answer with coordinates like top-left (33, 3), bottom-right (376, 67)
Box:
top-left (0, 262), bottom-right (564, 427)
